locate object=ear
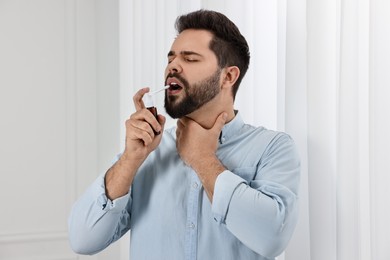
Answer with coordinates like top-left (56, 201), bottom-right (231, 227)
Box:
top-left (221, 66), bottom-right (240, 89)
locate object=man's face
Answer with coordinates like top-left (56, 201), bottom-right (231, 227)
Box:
top-left (164, 29), bottom-right (222, 119)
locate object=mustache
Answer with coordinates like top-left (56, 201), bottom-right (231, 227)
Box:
top-left (165, 73), bottom-right (189, 87)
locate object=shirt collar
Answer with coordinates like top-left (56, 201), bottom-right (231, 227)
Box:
top-left (219, 110), bottom-right (244, 144)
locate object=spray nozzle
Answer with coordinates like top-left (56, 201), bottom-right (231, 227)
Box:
top-left (143, 85), bottom-right (169, 108)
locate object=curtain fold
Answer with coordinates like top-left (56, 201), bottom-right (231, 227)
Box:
top-left (305, 0), bottom-right (390, 259)
top-left (284, 0), bottom-right (311, 259)
top-left (369, 1), bottom-right (390, 259)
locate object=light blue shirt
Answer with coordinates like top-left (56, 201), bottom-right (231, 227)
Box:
top-left (68, 112), bottom-right (300, 260)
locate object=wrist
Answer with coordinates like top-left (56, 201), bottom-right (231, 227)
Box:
top-left (121, 150), bottom-right (146, 170)
top-left (192, 155), bottom-right (225, 177)
top-left (191, 155), bottom-right (226, 202)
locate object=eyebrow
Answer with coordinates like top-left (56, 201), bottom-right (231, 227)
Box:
top-left (167, 50), bottom-right (203, 57)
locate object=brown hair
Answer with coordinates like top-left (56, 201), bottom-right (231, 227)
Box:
top-left (175, 9), bottom-right (250, 99)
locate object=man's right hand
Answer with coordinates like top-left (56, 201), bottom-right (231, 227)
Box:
top-left (124, 87), bottom-right (166, 163)
top-left (104, 88), bottom-right (166, 200)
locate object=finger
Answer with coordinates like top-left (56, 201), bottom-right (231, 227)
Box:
top-left (156, 114), bottom-right (166, 134)
top-left (212, 112), bottom-right (228, 133)
top-left (130, 120), bottom-right (155, 139)
top-left (130, 127), bottom-right (154, 146)
top-left (126, 117), bottom-right (155, 140)
top-left (133, 87), bottom-right (150, 111)
top-left (132, 109), bottom-right (162, 134)
top-left (157, 114), bottom-right (166, 127)
top-left (125, 118), bottom-right (154, 145)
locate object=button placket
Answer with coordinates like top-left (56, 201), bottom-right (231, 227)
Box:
top-left (185, 172), bottom-right (201, 260)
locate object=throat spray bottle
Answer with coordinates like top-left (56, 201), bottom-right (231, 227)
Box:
top-left (143, 85), bottom-right (169, 134)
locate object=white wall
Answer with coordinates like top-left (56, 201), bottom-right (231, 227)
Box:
top-left (0, 0), bottom-right (120, 259)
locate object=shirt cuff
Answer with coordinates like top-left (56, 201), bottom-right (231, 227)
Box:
top-left (96, 174), bottom-right (130, 213)
top-left (100, 193), bottom-right (130, 212)
top-left (212, 170), bottom-right (246, 224)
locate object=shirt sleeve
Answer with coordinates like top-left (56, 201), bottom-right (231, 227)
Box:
top-left (68, 173), bottom-right (132, 255)
top-left (212, 133), bottom-right (300, 258)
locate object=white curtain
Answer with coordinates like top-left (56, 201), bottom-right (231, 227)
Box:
top-left (305, 0), bottom-right (390, 259)
top-left (119, 0), bottom-right (390, 259)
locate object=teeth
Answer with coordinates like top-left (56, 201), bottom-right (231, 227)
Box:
top-left (169, 82), bottom-right (182, 90)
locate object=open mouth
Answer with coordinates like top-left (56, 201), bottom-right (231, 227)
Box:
top-left (168, 82), bottom-right (183, 94)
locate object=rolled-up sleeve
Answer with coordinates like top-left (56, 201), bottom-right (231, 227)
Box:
top-left (68, 174), bottom-right (131, 255)
top-left (212, 134), bottom-right (300, 258)
top-left (212, 171), bottom-right (245, 223)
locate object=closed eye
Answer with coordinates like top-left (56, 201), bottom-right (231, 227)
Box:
top-left (185, 57), bottom-right (198, 62)
top-left (167, 56), bottom-right (198, 64)
top-left (167, 50), bottom-right (203, 64)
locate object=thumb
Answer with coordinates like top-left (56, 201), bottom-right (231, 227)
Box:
top-left (212, 112), bottom-right (228, 133)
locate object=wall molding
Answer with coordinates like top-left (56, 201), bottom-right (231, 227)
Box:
top-left (0, 231), bottom-right (68, 244)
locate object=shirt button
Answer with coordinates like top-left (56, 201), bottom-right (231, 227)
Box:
top-left (192, 182), bottom-right (199, 189)
top-left (189, 223), bottom-right (195, 229)
top-left (221, 137), bottom-right (226, 143)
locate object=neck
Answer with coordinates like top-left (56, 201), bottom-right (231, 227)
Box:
top-left (185, 103), bottom-right (235, 129)
top-left (183, 87), bottom-right (236, 128)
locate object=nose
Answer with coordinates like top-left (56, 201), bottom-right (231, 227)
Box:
top-left (166, 58), bottom-right (183, 75)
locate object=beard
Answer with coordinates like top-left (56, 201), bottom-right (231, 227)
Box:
top-left (164, 68), bottom-right (222, 119)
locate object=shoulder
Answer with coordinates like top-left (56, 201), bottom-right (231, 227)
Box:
top-left (239, 124), bottom-right (293, 146)
top-left (239, 124), bottom-right (299, 160)
top-left (257, 128), bottom-right (300, 166)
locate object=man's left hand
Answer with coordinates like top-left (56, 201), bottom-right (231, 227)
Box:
top-left (176, 112), bottom-right (227, 201)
